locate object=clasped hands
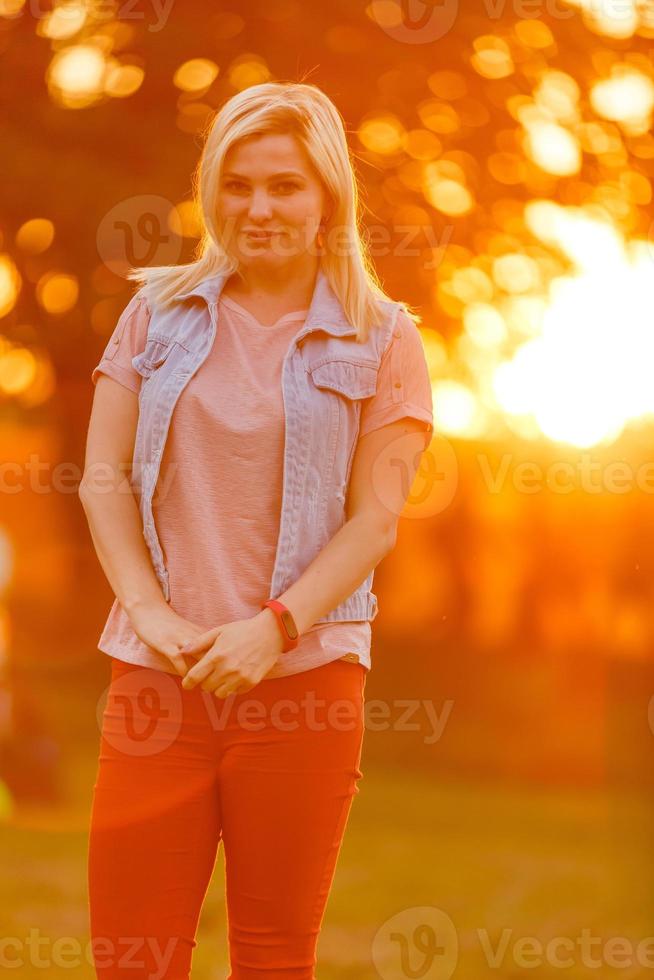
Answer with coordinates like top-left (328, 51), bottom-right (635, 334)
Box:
top-left (180, 610), bottom-right (285, 697)
top-left (128, 598), bottom-right (285, 699)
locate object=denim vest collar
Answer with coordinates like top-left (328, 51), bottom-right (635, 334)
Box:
top-left (174, 267), bottom-right (358, 341)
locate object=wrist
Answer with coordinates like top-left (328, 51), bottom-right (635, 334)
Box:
top-left (123, 593), bottom-right (168, 619)
top-left (256, 608), bottom-right (285, 653)
top-left (259, 600), bottom-right (300, 653)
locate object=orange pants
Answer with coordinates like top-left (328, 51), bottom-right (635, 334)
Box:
top-left (87, 656), bottom-right (366, 979)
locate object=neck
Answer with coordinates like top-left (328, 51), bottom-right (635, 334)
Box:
top-left (231, 253), bottom-right (321, 306)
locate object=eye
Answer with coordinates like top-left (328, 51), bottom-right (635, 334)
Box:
top-left (222, 179), bottom-right (300, 194)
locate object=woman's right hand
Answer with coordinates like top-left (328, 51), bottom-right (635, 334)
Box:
top-left (127, 598), bottom-right (208, 677)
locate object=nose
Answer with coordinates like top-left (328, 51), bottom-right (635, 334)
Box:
top-left (247, 189), bottom-right (273, 222)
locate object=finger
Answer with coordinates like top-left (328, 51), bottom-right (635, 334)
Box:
top-left (166, 653), bottom-right (190, 678)
top-left (179, 628), bottom-right (221, 656)
top-left (178, 635), bottom-right (212, 655)
top-left (200, 663), bottom-right (237, 694)
top-left (181, 655), bottom-right (219, 690)
top-left (227, 679), bottom-right (255, 696)
top-left (217, 678), bottom-right (253, 698)
top-left (180, 639), bottom-right (214, 660)
top-left (214, 682), bottom-right (238, 699)
top-left (202, 668), bottom-right (241, 698)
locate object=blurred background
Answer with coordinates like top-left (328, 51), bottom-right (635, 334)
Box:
top-left (1, 0), bottom-right (654, 976)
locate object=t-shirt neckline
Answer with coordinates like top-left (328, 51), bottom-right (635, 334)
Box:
top-left (220, 294), bottom-right (309, 329)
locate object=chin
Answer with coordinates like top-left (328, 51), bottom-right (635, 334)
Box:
top-left (240, 252), bottom-right (297, 269)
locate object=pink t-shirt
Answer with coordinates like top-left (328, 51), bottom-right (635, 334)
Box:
top-left (91, 290), bottom-right (433, 678)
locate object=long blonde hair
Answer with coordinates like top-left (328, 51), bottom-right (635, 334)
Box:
top-left (125, 80), bottom-right (420, 343)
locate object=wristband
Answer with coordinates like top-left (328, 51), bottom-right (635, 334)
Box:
top-left (261, 599), bottom-right (299, 653)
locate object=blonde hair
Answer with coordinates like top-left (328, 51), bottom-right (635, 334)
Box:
top-left (125, 80), bottom-right (421, 343)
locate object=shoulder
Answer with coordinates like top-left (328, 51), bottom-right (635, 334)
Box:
top-left (127, 288), bottom-right (152, 317)
top-left (395, 307), bottom-right (424, 339)
top-left (112, 289), bottom-right (151, 331)
top-left (379, 307), bottom-right (427, 362)
top-left (92, 290), bottom-right (152, 390)
top-left (109, 289), bottom-right (153, 353)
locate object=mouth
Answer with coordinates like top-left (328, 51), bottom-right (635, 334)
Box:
top-left (244, 231), bottom-right (280, 240)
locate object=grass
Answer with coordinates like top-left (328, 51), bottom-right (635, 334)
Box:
top-left (1, 761), bottom-right (652, 979)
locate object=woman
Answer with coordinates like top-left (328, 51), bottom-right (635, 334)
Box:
top-left (80, 81), bottom-right (433, 979)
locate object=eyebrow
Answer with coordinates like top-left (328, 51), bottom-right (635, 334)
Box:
top-left (221, 170), bottom-right (306, 180)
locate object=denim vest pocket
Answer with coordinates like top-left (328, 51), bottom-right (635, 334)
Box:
top-left (307, 358), bottom-right (378, 400)
top-left (132, 337), bottom-right (176, 378)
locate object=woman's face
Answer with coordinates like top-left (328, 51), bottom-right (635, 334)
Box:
top-left (217, 133), bottom-right (330, 272)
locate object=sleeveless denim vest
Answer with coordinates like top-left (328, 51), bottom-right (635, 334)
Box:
top-left (129, 267), bottom-right (404, 623)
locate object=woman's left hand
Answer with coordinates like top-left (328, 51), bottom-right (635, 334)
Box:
top-left (178, 609), bottom-right (285, 697)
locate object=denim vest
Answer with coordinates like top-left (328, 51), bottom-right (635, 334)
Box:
top-left (130, 267), bottom-right (404, 623)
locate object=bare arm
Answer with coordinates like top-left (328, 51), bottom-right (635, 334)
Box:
top-left (79, 375), bottom-right (164, 614)
top-left (79, 375), bottom-right (204, 675)
top-left (274, 418), bottom-right (432, 633)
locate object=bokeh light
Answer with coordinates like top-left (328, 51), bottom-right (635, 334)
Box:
top-left (15, 219), bottom-right (55, 255)
top-left (46, 44), bottom-right (107, 108)
top-left (0, 255), bottom-right (21, 318)
top-left (36, 273), bottom-right (79, 314)
top-left (173, 58), bottom-right (220, 93)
